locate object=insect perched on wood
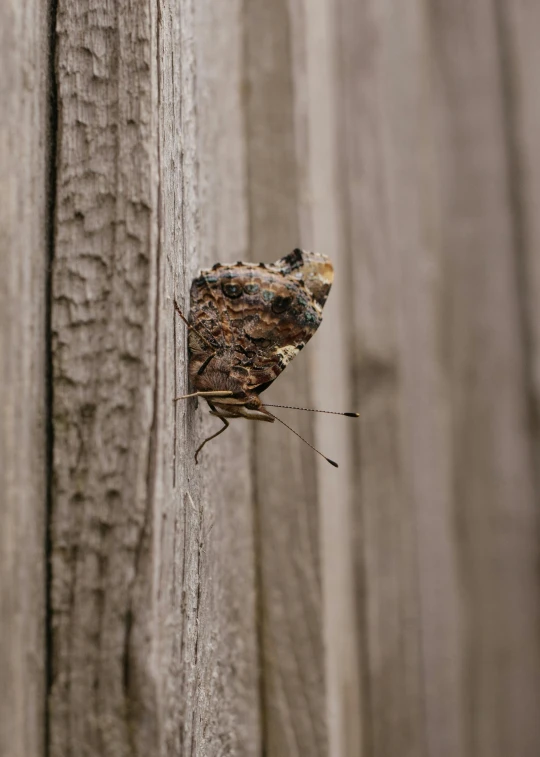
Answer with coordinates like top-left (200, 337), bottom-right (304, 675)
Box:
top-left (174, 248), bottom-right (358, 466)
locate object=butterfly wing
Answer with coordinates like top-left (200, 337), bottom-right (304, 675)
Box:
top-left (189, 249), bottom-right (333, 393)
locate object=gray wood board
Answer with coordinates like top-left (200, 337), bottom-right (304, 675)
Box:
top-left (0, 1), bottom-right (50, 755)
top-left (243, 0), bottom-right (328, 754)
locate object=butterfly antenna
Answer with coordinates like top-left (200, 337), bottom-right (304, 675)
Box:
top-left (174, 299), bottom-right (216, 351)
top-left (265, 409), bottom-right (339, 468)
top-left (264, 403), bottom-right (359, 418)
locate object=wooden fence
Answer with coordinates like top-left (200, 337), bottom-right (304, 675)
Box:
top-left (2, 1), bottom-right (540, 756)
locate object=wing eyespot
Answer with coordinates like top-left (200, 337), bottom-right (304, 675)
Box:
top-left (222, 281), bottom-right (243, 298)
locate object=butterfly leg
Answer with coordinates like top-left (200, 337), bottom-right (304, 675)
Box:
top-left (194, 416), bottom-right (229, 464)
top-left (195, 404), bottom-right (276, 462)
top-left (173, 390), bottom-right (233, 402)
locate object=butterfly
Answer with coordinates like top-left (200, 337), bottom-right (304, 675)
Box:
top-left (174, 248), bottom-right (358, 466)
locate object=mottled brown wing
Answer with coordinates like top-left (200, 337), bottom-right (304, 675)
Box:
top-left (189, 249), bottom-right (333, 393)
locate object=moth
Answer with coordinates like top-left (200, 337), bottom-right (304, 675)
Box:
top-left (174, 248), bottom-right (358, 466)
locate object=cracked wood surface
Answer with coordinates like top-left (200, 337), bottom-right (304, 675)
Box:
top-left (50, 1), bottom-right (258, 755)
top-left (0, 2), bottom-right (50, 756)
top-left (51, 1), bottom-right (160, 753)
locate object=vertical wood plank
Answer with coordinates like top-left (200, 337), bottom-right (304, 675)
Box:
top-left (377, 5), bottom-right (465, 756)
top-left (51, 1), bottom-right (160, 753)
top-left (51, 1), bottom-right (260, 755)
top-left (0, 2), bottom-right (50, 756)
top-left (290, 0), bottom-right (363, 755)
top-left (334, 2), bottom-right (430, 755)
top-left (157, 0), bottom-right (260, 754)
top-left (243, 1), bottom-right (328, 754)
top-left (495, 0), bottom-right (540, 470)
top-left (335, 0), bottom-right (540, 755)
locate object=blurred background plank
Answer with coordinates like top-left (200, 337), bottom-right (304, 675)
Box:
top-left (243, 1), bottom-right (329, 754)
top-left (293, 0), bottom-right (363, 755)
top-left (427, 4), bottom-right (540, 755)
top-left (335, 1), bottom-right (540, 756)
top-left (0, 1), bottom-right (51, 756)
top-left (497, 0), bottom-right (540, 471)
top-left (335, 3), bottom-right (430, 754)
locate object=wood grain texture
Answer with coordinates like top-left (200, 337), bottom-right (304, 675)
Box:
top-left (51, 1), bottom-right (159, 754)
top-left (51, 1), bottom-right (259, 755)
top-left (157, 0), bottom-right (260, 754)
top-left (243, 1), bottom-right (328, 755)
top-left (335, 3), bottom-right (430, 755)
top-left (335, 1), bottom-right (540, 756)
top-left (0, 1), bottom-right (50, 756)
top-left (290, 1), bottom-right (363, 755)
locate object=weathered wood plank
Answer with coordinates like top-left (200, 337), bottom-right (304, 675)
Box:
top-left (334, 3), bottom-right (430, 755)
top-left (51, 1), bottom-right (259, 755)
top-left (0, 1), bottom-right (50, 755)
top-left (243, 1), bottom-right (328, 754)
top-left (157, 0), bottom-right (260, 753)
top-left (51, 2), bottom-right (159, 753)
top-left (290, 0), bottom-right (363, 755)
